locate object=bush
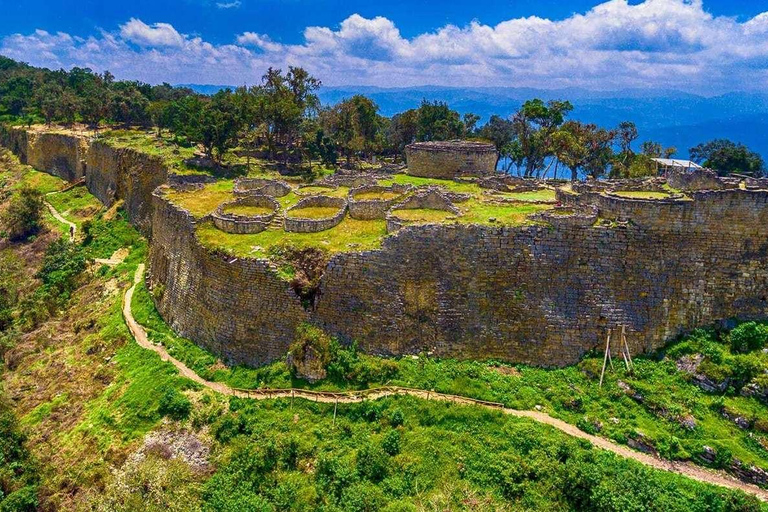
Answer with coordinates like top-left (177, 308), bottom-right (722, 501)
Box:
top-left (1, 186), bottom-right (43, 241)
top-left (36, 238), bottom-right (85, 299)
top-left (158, 388), bottom-right (191, 421)
top-left (340, 481), bottom-right (386, 512)
top-left (356, 443), bottom-right (389, 483)
top-left (382, 430), bottom-right (401, 456)
top-left (389, 409), bottom-right (404, 427)
top-left (729, 322), bottom-right (768, 353)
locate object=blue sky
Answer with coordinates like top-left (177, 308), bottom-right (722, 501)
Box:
top-left (1, 0), bottom-right (768, 92)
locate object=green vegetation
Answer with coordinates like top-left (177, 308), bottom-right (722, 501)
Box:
top-left (392, 208), bottom-right (455, 223)
top-left (612, 190), bottom-right (673, 200)
top-left (131, 273), bottom-right (768, 480)
top-left (197, 218), bottom-right (388, 258)
top-left (286, 206), bottom-right (343, 219)
top-left (2, 159), bottom-right (767, 509)
top-left (222, 204), bottom-right (274, 217)
top-left (164, 181), bottom-right (234, 217)
top-left (353, 190), bottom-right (402, 201)
top-left (45, 185), bottom-right (103, 226)
top-left (1, 186), bottom-right (44, 241)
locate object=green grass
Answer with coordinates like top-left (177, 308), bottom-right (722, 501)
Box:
top-left (457, 201), bottom-right (551, 225)
top-left (13, 168), bottom-right (63, 194)
top-left (379, 174), bottom-right (484, 195)
top-left (612, 190), bottom-right (673, 200)
top-left (198, 217), bottom-right (389, 258)
top-left (353, 190), bottom-right (403, 201)
top-left (494, 188), bottom-right (558, 202)
top-left (222, 204), bottom-right (274, 217)
top-left (163, 180), bottom-right (234, 217)
top-left (392, 208), bottom-right (455, 223)
top-left (286, 206), bottom-right (343, 219)
top-left (46, 186), bottom-right (103, 227)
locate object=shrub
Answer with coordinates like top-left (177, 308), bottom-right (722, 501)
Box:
top-left (389, 409), bottom-right (404, 428)
top-left (288, 323), bottom-right (332, 381)
top-left (729, 322), bottom-right (768, 353)
top-left (1, 186), bottom-right (43, 241)
top-left (158, 388), bottom-right (191, 421)
top-left (340, 481), bottom-right (386, 512)
top-left (382, 430), bottom-right (401, 456)
top-left (356, 442), bottom-right (389, 482)
top-left (36, 238), bottom-right (85, 299)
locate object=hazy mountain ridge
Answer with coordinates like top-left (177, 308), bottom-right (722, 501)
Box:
top-left (180, 84), bottom-right (768, 158)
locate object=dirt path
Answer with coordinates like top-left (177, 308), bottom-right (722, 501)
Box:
top-left (44, 189), bottom-right (76, 242)
top-left (123, 264), bottom-right (768, 501)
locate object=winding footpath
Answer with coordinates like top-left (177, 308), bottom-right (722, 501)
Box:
top-left (44, 190), bottom-right (76, 242)
top-left (122, 262), bottom-right (768, 501)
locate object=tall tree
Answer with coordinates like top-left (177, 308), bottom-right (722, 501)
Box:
top-left (690, 139), bottom-right (766, 176)
top-left (511, 99), bottom-right (573, 177)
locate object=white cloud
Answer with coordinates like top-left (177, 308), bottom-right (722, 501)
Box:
top-left (1, 1), bottom-right (768, 93)
top-left (216, 1), bottom-right (241, 9)
top-left (119, 18), bottom-right (185, 47)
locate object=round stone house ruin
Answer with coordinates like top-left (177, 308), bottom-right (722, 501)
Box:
top-left (233, 177), bottom-right (291, 198)
top-left (348, 184), bottom-right (410, 220)
top-left (212, 195), bottom-right (280, 234)
top-left (284, 195), bottom-right (348, 233)
top-left (405, 140), bottom-right (498, 179)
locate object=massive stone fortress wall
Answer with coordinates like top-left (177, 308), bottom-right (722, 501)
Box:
top-left (4, 125), bottom-right (768, 368)
top-left (0, 127), bottom-right (167, 236)
top-left (405, 141), bottom-right (497, 179)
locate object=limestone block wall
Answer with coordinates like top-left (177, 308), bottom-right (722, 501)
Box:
top-left (0, 127), bottom-right (166, 236)
top-left (6, 125), bottom-right (768, 369)
top-left (148, 193), bottom-right (310, 366)
top-left (405, 141), bottom-right (497, 179)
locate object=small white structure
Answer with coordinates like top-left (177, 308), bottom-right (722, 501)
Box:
top-left (651, 158), bottom-right (703, 174)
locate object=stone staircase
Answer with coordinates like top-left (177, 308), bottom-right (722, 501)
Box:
top-left (266, 210), bottom-right (285, 231)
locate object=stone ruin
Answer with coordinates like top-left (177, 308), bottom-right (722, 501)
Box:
top-left (405, 140), bottom-right (498, 179)
top-left (284, 195), bottom-right (348, 233)
top-left (233, 177), bottom-right (291, 198)
top-left (212, 195), bottom-right (280, 234)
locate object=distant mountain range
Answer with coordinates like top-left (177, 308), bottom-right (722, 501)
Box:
top-left (180, 84), bottom-right (768, 160)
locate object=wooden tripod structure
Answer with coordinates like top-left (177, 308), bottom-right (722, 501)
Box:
top-left (599, 325), bottom-right (635, 388)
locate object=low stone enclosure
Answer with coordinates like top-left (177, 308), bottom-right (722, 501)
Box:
top-left (386, 188), bottom-right (462, 233)
top-left (5, 124), bottom-right (768, 370)
top-left (233, 177), bottom-right (291, 198)
top-left (284, 195), bottom-right (348, 233)
top-left (348, 184), bottom-right (411, 220)
top-left (212, 195), bottom-right (280, 234)
top-left (405, 140), bottom-right (498, 179)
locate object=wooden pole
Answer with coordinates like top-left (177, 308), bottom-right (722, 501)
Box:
top-left (622, 326), bottom-right (634, 371)
top-left (599, 329), bottom-right (612, 388)
top-left (333, 398), bottom-right (337, 425)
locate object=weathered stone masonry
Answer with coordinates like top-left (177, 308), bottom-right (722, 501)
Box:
top-left (4, 125), bottom-right (768, 368)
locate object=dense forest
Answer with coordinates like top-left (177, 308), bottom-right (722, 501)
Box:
top-left (0, 55), bottom-right (765, 179)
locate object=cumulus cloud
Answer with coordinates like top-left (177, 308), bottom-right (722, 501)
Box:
top-left (120, 18), bottom-right (185, 47)
top-left (1, 0), bottom-right (767, 92)
top-left (216, 1), bottom-right (241, 9)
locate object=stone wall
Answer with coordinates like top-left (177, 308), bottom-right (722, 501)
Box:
top-left (406, 141), bottom-right (498, 179)
top-left (284, 195), bottom-right (348, 233)
top-left (148, 193), bottom-right (310, 366)
top-left (6, 125), bottom-right (768, 369)
top-left (212, 195), bottom-right (278, 234)
top-left (0, 127), bottom-right (166, 236)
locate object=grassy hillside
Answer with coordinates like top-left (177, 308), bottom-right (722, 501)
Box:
top-left (1, 149), bottom-right (766, 510)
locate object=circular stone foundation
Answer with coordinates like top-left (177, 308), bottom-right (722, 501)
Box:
top-left (233, 177), bottom-right (291, 198)
top-left (405, 140), bottom-right (498, 179)
top-left (295, 184), bottom-right (338, 197)
top-left (212, 195), bottom-right (280, 234)
top-left (348, 184), bottom-right (409, 220)
top-left (284, 195), bottom-right (348, 233)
